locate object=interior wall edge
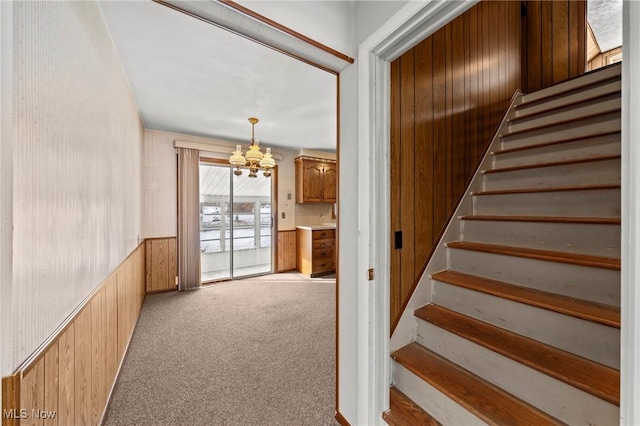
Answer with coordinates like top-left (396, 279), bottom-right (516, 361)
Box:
top-left (1, 240), bottom-right (146, 425)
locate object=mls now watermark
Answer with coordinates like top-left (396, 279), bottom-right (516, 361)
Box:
top-left (3, 409), bottom-right (57, 420)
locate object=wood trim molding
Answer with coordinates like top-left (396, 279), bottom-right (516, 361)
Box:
top-left (151, 0), bottom-right (344, 75)
top-left (334, 411), bottom-right (351, 426)
top-left (220, 0), bottom-right (354, 65)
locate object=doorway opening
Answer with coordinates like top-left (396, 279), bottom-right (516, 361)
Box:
top-left (199, 161), bottom-right (274, 282)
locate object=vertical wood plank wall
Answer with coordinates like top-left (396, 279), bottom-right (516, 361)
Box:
top-left (523, 0), bottom-right (587, 93)
top-left (390, 0), bottom-right (523, 331)
top-left (277, 231), bottom-right (297, 272)
top-left (145, 237), bottom-right (177, 293)
top-left (2, 243), bottom-right (145, 426)
top-left (390, 0), bottom-right (587, 332)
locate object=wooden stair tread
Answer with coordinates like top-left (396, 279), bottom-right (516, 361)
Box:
top-left (392, 343), bottom-right (564, 425)
top-left (446, 241), bottom-right (620, 270)
top-left (518, 72), bottom-right (620, 108)
top-left (483, 154), bottom-right (620, 175)
top-left (383, 387), bottom-right (442, 426)
top-left (491, 131), bottom-right (621, 156)
top-left (511, 91), bottom-right (620, 122)
top-left (460, 215), bottom-right (621, 225)
top-left (501, 109), bottom-right (621, 139)
top-left (414, 305), bottom-right (620, 405)
top-left (472, 183), bottom-right (620, 196)
top-left (431, 270), bottom-right (620, 328)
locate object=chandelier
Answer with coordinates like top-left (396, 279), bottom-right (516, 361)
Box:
top-left (229, 117), bottom-right (276, 178)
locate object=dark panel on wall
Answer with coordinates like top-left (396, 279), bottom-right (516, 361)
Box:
top-left (523, 0), bottom-right (587, 93)
top-left (390, 0), bottom-right (523, 333)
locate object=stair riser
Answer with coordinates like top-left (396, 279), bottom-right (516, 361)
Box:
top-left (521, 65), bottom-right (620, 104)
top-left (414, 320), bottom-right (620, 425)
top-left (483, 158), bottom-right (620, 191)
top-left (430, 282), bottom-right (620, 368)
top-left (516, 79), bottom-right (621, 117)
top-left (509, 97), bottom-right (620, 133)
top-left (492, 133), bottom-right (621, 168)
top-left (500, 112), bottom-right (620, 150)
top-left (473, 188), bottom-right (621, 217)
top-left (446, 248), bottom-right (620, 307)
top-left (460, 220), bottom-right (620, 258)
top-left (392, 362), bottom-right (487, 426)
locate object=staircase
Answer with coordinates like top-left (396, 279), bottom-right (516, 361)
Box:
top-left (385, 64), bottom-right (621, 426)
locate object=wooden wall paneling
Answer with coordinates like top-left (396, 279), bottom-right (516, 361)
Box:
top-left (463, 9), bottom-right (472, 178)
top-left (90, 289), bottom-right (104, 425)
top-left (552, 0), bottom-right (570, 83)
top-left (105, 275), bottom-right (119, 388)
top-left (74, 307), bottom-right (91, 425)
top-left (2, 373), bottom-right (20, 426)
top-left (146, 238), bottom-right (177, 293)
top-left (390, 59), bottom-right (401, 324)
top-left (399, 49), bottom-right (416, 304)
top-left (541, 1), bottom-right (554, 88)
top-left (57, 325), bottom-right (74, 425)
top-left (444, 24), bottom-right (453, 212)
top-left (451, 16), bottom-right (466, 208)
top-left (489, 0), bottom-right (500, 134)
top-left (20, 358), bottom-right (44, 426)
top-left (1, 242), bottom-right (146, 426)
top-left (576, 0), bottom-right (587, 73)
top-left (527, 0), bottom-right (542, 93)
top-left (568, 1), bottom-right (587, 75)
top-left (414, 37), bottom-right (434, 276)
top-left (432, 27), bottom-right (447, 238)
top-left (498, 0), bottom-right (508, 111)
top-left (526, 0), bottom-right (586, 93)
top-left (481, 1), bottom-right (492, 143)
top-left (117, 268), bottom-right (127, 366)
top-left (43, 342), bottom-right (59, 426)
top-left (390, 0), bottom-right (525, 330)
top-left (277, 231), bottom-right (297, 272)
top-left (468, 6), bottom-right (479, 170)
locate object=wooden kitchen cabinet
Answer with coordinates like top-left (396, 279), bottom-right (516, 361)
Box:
top-left (295, 156), bottom-right (337, 203)
top-left (296, 227), bottom-right (336, 277)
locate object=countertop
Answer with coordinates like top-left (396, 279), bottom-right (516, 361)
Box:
top-left (296, 224), bottom-right (336, 231)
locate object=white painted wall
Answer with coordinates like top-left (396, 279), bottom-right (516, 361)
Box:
top-left (620, 1), bottom-right (640, 423)
top-left (0, 0), bottom-right (15, 390)
top-left (354, 1), bottom-right (408, 46)
top-left (1, 0), bottom-right (145, 374)
top-left (144, 129), bottom-right (332, 238)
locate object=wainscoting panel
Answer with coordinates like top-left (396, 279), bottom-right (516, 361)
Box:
top-left (1, 242), bottom-right (145, 426)
top-left (145, 237), bottom-right (177, 293)
top-left (277, 230), bottom-right (297, 272)
top-left (390, 0), bottom-right (523, 331)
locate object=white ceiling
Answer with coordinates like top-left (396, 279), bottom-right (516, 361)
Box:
top-left (98, 0), bottom-right (338, 152)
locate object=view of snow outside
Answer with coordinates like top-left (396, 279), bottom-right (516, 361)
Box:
top-left (200, 206), bottom-right (271, 253)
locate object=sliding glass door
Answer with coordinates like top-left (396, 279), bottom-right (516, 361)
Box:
top-left (199, 162), bottom-right (273, 282)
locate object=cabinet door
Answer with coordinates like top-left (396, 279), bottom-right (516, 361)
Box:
top-left (302, 162), bottom-right (324, 202)
top-left (322, 163), bottom-right (337, 202)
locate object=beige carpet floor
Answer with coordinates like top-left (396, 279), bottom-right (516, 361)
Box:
top-left (104, 272), bottom-right (336, 425)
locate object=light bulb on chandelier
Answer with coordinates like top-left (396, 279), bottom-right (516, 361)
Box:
top-left (229, 117), bottom-right (276, 178)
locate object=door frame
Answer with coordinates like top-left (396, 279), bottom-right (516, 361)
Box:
top-left (198, 157), bottom-right (278, 282)
top-left (355, 2), bottom-right (478, 422)
top-left (358, 0), bottom-right (639, 424)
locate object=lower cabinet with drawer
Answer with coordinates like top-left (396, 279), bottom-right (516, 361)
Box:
top-left (296, 227), bottom-right (336, 277)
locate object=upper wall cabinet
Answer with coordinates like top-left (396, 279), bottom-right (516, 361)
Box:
top-left (295, 156), bottom-right (337, 203)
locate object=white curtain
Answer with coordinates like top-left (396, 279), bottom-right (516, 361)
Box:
top-left (177, 147), bottom-right (201, 291)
